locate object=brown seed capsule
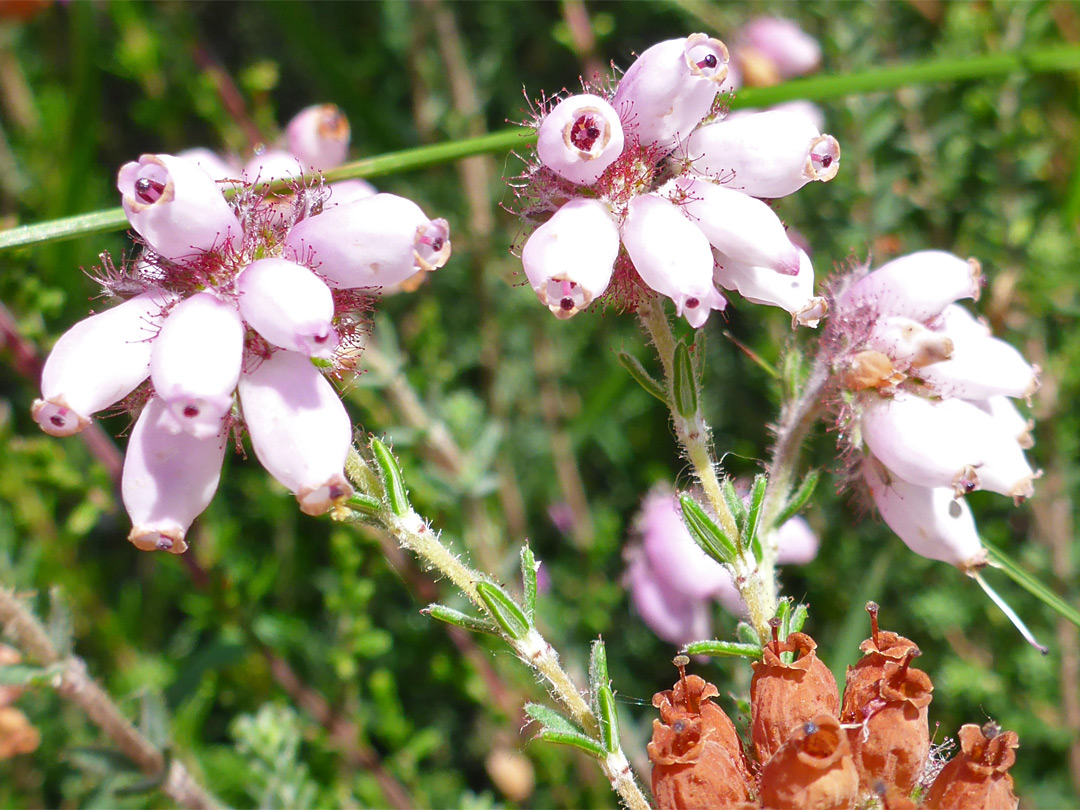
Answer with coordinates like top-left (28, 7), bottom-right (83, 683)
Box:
top-left (841, 602), bottom-right (921, 724)
top-left (751, 629), bottom-right (840, 763)
top-left (923, 723), bottom-right (1020, 810)
top-left (648, 657), bottom-right (753, 809)
top-left (758, 713), bottom-right (859, 810)
top-left (847, 650), bottom-right (934, 794)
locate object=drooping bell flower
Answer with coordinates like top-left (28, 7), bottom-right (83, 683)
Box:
top-left (285, 192), bottom-right (451, 289)
top-left (750, 629), bottom-right (840, 763)
top-left (32, 289), bottom-right (174, 437)
top-left (713, 247), bottom-right (826, 327)
top-left (122, 396), bottom-right (228, 554)
top-left (521, 198), bottom-right (619, 319)
top-left (237, 258), bottom-right (339, 359)
top-left (923, 723), bottom-right (1020, 810)
top-left (738, 17), bottom-right (822, 80)
top-left (685, 109), bottom-right (840, 198)
top-left (648, 657), bottom-right (753, 809)
top-left (150, 292), bottom-right (245, 440)
top-left (536, 94), bottom-right (625, 186)
top-left (621, 193), bottom-right (726, 327)
top-left (117, 153), bottom-right (242, 261)
top-left (613, 34), bottom-right (729, 150)
top-left (757, 714), bottom-right (859, 810)
top-left (238, 349), bottom-right (354, 515)
top-left (286, 103), bottom-right (351, 171)
top-left (668, 175), bottom-right (801, 275)
top-left (837, 251), bottom-right (981, 322)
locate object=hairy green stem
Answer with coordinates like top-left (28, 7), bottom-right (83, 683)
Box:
top-left (637, 299), bottom-right (774, 640)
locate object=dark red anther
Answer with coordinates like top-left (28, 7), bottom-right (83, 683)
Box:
top-left (685, 297), bottom-right (699, 309)
top-left (50, 414), bottom-right (65, 427)
top-left (134, 176), bottom-right (166, 204)
top-left (560, 297), bottom-right (575, 311)
top-left (569, 115), bottom-right (602, 152)
top-left (697, 54), bottom-right (718, 69)
top-left (183, 404), bottom-right (200, 418)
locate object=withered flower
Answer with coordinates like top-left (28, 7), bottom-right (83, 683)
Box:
top-left (758, 713), bottom-right (859, 810)
top-left (841, 602), bottom-right (920, 724)
top-left (648, 656), bottom-right (754, 809)
top-left (923, 722), bottom-right (1019, 810)
top-left (750, 627), bottom-right (839, 763)
top-left (847, 650), bottom-right (933, 794)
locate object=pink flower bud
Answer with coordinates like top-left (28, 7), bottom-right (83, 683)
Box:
top-left (622, 193), bottom-right (726, 327)
top-left (122, 397), bottom-right (227, 554)
top-left (840, 251), bottom-right (981, 321)
top-left (918, 306), bottom-right (1038, 399)
top-left (237, 350), bottom-right (354, 515)
top-left (536, 93), bottom-right (625, 186)
top-left (117, 154), bottom-right (241, 261)
top-left (285, 103), bottom-right (350, 171)
top-left (613, 34), bottom-right (729, 150)
top-left (521, 198), bottom-right (619, 318)
top-left (177, 148), bottom-right (239, 182)
top-left (237, 258), bottom-right (338, 359)
top-left (150, 293), bottom-right (244, 439)
top-left (712, 247), bottom-right (825, 326)
top-left (739, 17), bottom-right (822, 79)
top-left (285, 193), bottom-right (451, 289)
top-left (32, 290), bottom-right (173, 437)
top-left (685, 109), bottom-right (840, 198)
top-left (670, 176), bottom-right (801, 275)
top-left (243, 150), bottom-right (304, 184)
top-left (863, 456), bottom-right (985, 570)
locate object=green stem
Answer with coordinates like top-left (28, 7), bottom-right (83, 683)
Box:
top-left (983, 540), bottom-right (1080, 631)
top-left (5, 44), bottom-right (1080, 253)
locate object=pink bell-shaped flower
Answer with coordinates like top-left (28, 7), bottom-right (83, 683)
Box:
top-left (243, 150), bottom-right (304, 185)
top-left (117, 153), bottom-right (242, 261)
top-left (237, 258), bottom-right (339, 359)
top-left (626, 551), bottom-right (713, 646)
top-left (238, 350), bottom-right (354, 515)
top-left (668, 176), bottom-right (800, 275)
top-left (622, 193), bottom-right (726, 327)
top-left (685, 109), bottom-right (840, 198)
top-left (863, 456), bottom-right (985, 570)
top-left (839, 251), bottom-right (981, 321)
top-left (327, 179), bottom-right (378, 207)
top-left (285, 193), bottom-right (451, 289)
top-left (613, 33), bottom-right (729, 150)
top-left (712, 247), bottom-right (825, 327)
top-left (536, 93), bottom-right (625, 186)
top-left (286, 103), bottom-right (351, 171)
top-left (177, 148), bottom-right (239, 183)
top-left (32, 290), bottom-right (174, 437)
top-left (521, 198), bottom-right (619, 319)
top-left (122, 396), bottom-right (228, 555)
top-left (150, 292), bottom-right (244, 439)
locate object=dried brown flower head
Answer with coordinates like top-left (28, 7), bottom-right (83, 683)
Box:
top-left (648, 656), bottom-right (753, 809)
top-left (841, 602), bottom-right (921, 724)
top-left (758, 713), bottom-right (859, 810)
top-left (923, 722), bottom-right (1019, 810)
top-left (847, 649), bottom-right (934, 795)
top-left (751, 628), bottom-right (839, 763)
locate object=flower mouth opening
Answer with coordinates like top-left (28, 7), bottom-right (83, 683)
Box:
top-left (316, 105), bottom-right (350, 141)
top-left (806, 135), bottom-right (841, 182)
top-left (414, 219), bottom-right (452, 272)
top-left (684, 35), bottom-right (729, 81)
top-left (564, 109), bottom-right (611, 158)
top-left (298, 475), bottom-right (355, 516)
top-left (32, 398), bottom-right (91, 437)
top-left (542, 278), bottom-right (588, 319)
top-left (122, 156), bottom-right (175, 211)
top-left (128, 525), bottom-right (190, 555)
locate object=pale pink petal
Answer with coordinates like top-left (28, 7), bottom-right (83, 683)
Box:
top-left (238, 258), bottom-right (338, 359)
top-left (840, 251), bottom-right (981, 321)
top-left (285, 103), bottom-right (350, 171)
top-left (713, 247), bottom-right (825, 326)
top-left (739, 17), bottom-right (821, 78)
top-left (537, 94), bottom-right (625, 186)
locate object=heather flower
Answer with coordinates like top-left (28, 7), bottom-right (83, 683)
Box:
top-left (513, 33), bottom-right (840, 328)
top-left (757, 714), bottom-right (859, 810)
top-left (35, 125), bottom-right (451, 551)
top-left (923, 723), bottom-right (1020, 810)
top-left (286, 103), bottom-right (351, 171)
top-left (737, 17), bottom-right (822, 81)
top-left (828, 251), bottom-right (1038, 570)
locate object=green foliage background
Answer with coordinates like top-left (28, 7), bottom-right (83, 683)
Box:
top-left (1, 1), bottom-right (1078, 807)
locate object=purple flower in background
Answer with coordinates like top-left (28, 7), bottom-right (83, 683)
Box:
top-left (625, 487), bottom-right (819, 646)
top-left (32, 107), bottom-right (452, 554)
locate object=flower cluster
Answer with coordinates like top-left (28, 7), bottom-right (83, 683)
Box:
top-left (32, 105), bottom-right (451, 554)
top-left (625, 487), bottom-right (818, 646)
top-left (514, 33), bottom-right (839, 328)
top-left (647, 604), bottom-right (1020, 809)
top-left (827, 251), bottom-right (1038, 571)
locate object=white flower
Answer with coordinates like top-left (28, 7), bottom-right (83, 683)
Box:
top-left (536, 94), bottom-right (625, 186)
